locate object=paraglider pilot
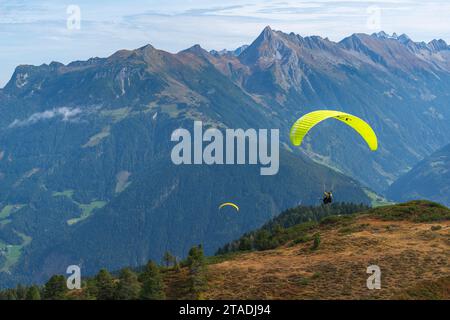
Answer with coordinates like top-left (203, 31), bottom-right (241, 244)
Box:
top-left (323, 191), bottom-right (333, 205)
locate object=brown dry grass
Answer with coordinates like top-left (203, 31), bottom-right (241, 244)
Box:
top-left (201, 217), bottom-right (449, 300)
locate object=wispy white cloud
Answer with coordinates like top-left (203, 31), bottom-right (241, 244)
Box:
top-left (9, 107), bottom-right (82, 128)
top-left (1, 0), bottom-right (449, 87)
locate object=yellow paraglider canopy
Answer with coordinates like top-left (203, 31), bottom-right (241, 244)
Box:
top-left (219, 202), bottom-right (240, 212)
top-left (289, 110), bottom-right (378, 151)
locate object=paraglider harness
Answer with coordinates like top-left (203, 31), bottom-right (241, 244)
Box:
top-left (323, 191), bottom-right (333, 205)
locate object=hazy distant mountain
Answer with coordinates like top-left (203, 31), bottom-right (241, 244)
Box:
top-left (388, 143), bottom-right (450, 206)
top-left (210, 45), bottom-right (249, 57)
top-left (1, 26), bottom-right (450, 286)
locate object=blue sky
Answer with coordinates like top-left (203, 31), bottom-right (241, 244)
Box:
top-left (1, 0), bottom-right (450, 87)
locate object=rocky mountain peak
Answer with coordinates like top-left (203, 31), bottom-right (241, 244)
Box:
top-left (238, 26), bottom-right (294, 66)
top-left (260, 25), bottom-right (274, 40)
top-left (428, 39), bottom-right (449, 51)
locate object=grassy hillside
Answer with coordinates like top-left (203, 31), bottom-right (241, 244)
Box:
top-left (1, 200), bottom-right (448, 300)
top-left (177, 201), bottom-right (450, 300)
top-left (216, 202), bottom-right (369, 254)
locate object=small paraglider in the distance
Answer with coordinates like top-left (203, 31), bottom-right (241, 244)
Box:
top-left (219, 202), bottom-right (240, 212)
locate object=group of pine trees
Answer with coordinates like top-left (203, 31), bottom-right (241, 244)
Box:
top-left (0, 245), bottom-right (208, 300)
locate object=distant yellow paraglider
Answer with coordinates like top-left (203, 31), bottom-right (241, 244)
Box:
top-left (219, 202), bottom-right (240, 212)
top-left (289, 110), bottom-right (378, 151)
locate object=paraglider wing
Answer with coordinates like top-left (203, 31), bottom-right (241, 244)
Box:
top-left (289, 110), bottom-right (378, 151)
top-left (219, 202), bottom-right (240, 212)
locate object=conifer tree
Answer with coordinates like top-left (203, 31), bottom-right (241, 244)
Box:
top-left (26, 285), bottom-right (41, 300)
top-left (43, 275), bottom-right (67, 300)
top-left (115, 268), bottom-right (141, 300)
top-left (94, 269), bottom-right (116, 300)
top-left (139, 261), bottom-right (165, 300)
top-left (187, 245), bottom-right (208, 299)
top-left (163, 251), bottom-right (176, 268)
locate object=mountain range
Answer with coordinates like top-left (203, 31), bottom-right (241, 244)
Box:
top-left (1, 26), bottom-right (450, 287)
top-left (388, 143), bottom-right (450, 206)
